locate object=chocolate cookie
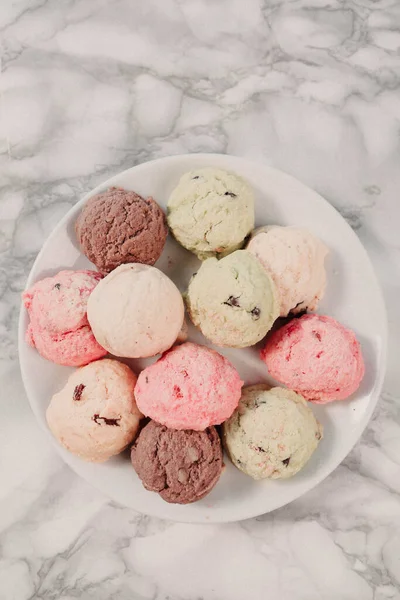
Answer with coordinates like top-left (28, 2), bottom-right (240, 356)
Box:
top-left (75, 187), bottom-right (167, 273)
top-left (131, 421), bottom-right (223, 504)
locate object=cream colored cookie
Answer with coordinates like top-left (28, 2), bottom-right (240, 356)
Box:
top-left (223, 385), bottom-right (322, 479)
top-left (167, 168), bottom-right (254, 259)
top-left (186, 250), bottom-right (278, 348)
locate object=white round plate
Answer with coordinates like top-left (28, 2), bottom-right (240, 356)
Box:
top-left (19, 154), bottom-right (387, 523)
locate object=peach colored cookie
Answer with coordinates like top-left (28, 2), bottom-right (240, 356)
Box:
top-left (135, 342), bottom-right (243, 430)
top-left (260, 314), bottom-right (365, 403)
top-left (247, 226), bottom-right (328, 317)
top-left (23, 270), bottom-right (107, 367)
top-left (47, 359), bottom-right (142, 462)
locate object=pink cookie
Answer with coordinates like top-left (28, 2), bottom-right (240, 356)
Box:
top-left (23, 270), bottom-right (107, 367)
top-left (260, 314), bottom-right (365, 404)
top-left (135, 342), bottom-right (243, 430)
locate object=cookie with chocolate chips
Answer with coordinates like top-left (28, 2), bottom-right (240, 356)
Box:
top-left (223, 385), bottom-right (322, 480)
top-left (131, 421), bottom-right (223, 504)
top-left (186, 250), bottom-right (279, 348)
top-left (167, 167), bottom-right (255, 259)
top-left (46, 359), bottom-right (142, 462)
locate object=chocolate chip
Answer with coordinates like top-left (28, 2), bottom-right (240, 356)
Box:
top-left (257, 446), bottom-right (266, 453)
top-left (224, 191), bottom-right (237, 197)
top-left (290, 302), bottom-right (308, 318)
top-left (54, 283), bottom-right (61, 290)
top-left (92, 414), bottom-right (120, 426)
top-left (192, 176), bottom-right (200, 180)
top-left (251, 307), bottom-right (261, 320)
top-left (313, 331), bottom-right (322, 341)
top-left (145, 376), bottom-right (149, 384)
top-left (254, 399), bottom-right (266, 407)
top-left (223, 295), bottom-right (241, 308)
top-left (282, 457), bottom-right (291, 466)
top-left (73, 384), bottom-right (85, 401)
top-left (290, 309), bottom-right (307, 319)
top-left (290, 302), bottom-right (308, 317)
top-left (192, 272), bottom-right (197, 278)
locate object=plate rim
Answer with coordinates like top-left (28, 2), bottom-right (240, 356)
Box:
top-left (18, 152), bottom-right (388, 523)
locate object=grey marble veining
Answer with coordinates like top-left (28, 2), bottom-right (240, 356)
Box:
top-left (1, 0), bottom-right (400, 598)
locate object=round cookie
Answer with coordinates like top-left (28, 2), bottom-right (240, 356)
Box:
top-left (247, 225), bottom-right (328, 317)
top-left (131, 421), bottom-right (223, 504)
top-left (23, 270), bottom-right (106, 367)
top-left (260, 314), bottom-right (365, 403)
top-left (135, 342), bottom-right (243, 430)
top-left (46, 359), bottom-right (142, 462)
top-left (223, 385), bottom-right (323, 480)
top-left (75, 187), bottom-right (167, 273)
top-left (186, 250), bottom-right (279, 348)
top-left (167, 168), bottom-right (254, 259)
top-left (87, 264), bottom-right (184, 358)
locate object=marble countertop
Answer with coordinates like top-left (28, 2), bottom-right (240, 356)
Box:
top-left (1, 0), bottom-right (400, 598)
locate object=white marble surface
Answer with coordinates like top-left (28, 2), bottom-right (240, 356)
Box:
top-left (1, 0), bottom-right (400, 598)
